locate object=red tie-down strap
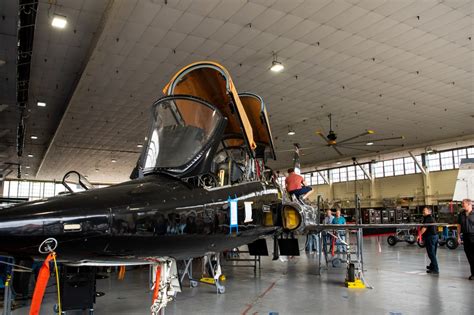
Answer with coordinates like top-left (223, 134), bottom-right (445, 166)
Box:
top-left (152, 265), bottom-right (162, 303)
top-left (417, 227), bottom-right (422, 242)
top-left (29, 253), bottom-right (55, 315)
top-left (331, 235), bottom-right (336, 256)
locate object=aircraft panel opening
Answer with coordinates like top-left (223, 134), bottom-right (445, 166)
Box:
top-left (282, 205), bottom-right (302, 231)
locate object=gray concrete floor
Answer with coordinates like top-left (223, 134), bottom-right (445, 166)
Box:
top-left (3, 237), bottom-right (474, 315)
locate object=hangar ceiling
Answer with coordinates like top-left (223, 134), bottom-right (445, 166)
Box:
top-left (1, 0), bottom-right (472, 183)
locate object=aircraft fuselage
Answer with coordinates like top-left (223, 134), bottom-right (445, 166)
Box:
top-left (0, 175), bottom-right (281, 263)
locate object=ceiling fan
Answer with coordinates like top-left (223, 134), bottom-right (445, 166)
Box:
top-left (314, 114), bottom-right (405, 156)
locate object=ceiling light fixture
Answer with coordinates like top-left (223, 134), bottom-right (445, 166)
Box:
top-left (0, 59), bottom-right (6, 66)
top-left (30, 135), bottom-right (38, 140)
top-left (137, 144), bottom-right (143, 148)
top-left (111, 159), bottom-right (117, 163)
top-left (366, 142), bottom-right (374, 146)
top-left (52, 15), bottom-right (67, 29)
top-left (25, 166), bottom-right (30, 169)
top-left (37, 101), bottom-right (46, 107)
top-left (426, 146), bottom-right (434, 154)
top-left (336, 161), bottom-right (342, 165)
top-left (270, 51), bottom-right (284, 72)
top-left (27, 154), bottom-right (34, 157)
top-left (287, 126), bottom-right (295, 136)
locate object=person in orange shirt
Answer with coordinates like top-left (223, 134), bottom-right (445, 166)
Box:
top-left (285, 168), bottom-right (313, 200)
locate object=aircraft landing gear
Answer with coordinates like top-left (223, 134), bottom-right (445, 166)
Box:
top-left (150, 259), bottom-right (180, 315)
top-left (201, 254), bottom-right (225, 294)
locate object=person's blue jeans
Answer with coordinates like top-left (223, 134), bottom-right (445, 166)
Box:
top-left (424, 234), bottom-right (439, 272)
top-left (322, 232), bottom-right (332, 253)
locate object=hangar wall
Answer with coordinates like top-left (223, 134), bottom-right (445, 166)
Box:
top-left (309, 169), bottom-right (458, 208)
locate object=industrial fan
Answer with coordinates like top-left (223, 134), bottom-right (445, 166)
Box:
top-left (314, 114), bottom-right (404, 156)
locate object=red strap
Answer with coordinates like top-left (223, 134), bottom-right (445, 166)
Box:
top-left (29, 253), bottom-right (54, 315)
top-left (152, 266), bottom-right (161, 303)
top-left (331, 236), bottom-right (335, 256)
top-left (255, 160), bottom-right (261, 178)
top-left (417, 227), bottom-right (422, 241)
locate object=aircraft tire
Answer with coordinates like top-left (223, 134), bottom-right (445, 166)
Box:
top-left (387, 236), bottom-right (397, 246)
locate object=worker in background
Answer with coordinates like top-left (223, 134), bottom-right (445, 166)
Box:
top-left (324, 209), bottom-right (334, 224)
top-left (322, 209), bottom-right (334, 253)
top-left (332, 209), bottom-right (346, 253)
top-left (285, 168), bottom-right (313, 201)
top-left (457, 199), bottom-right (474, 280)
top-left (420, 207), bottom-right (439, 275)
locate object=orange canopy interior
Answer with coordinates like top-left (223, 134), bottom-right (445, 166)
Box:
top-left (163, 61), bottom-right (256, 151)
top-left (239, 93), bottom-right (276, 160)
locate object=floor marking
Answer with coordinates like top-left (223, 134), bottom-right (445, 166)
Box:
top-left (241, 304), bottom-right (253, 315)
top-left (241, 280), bottom-right (279, 315)
top-left (258, 281), bottom-right (277, 299)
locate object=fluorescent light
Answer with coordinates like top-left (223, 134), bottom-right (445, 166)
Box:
top-left (27, 154), bottom-right (34, 157)
top-left (25, 166), bottom-right (30, 169)
top-left (137, 144), bottom-right (143, 148)
top-left (336, 162), bottom-right (342, 165)
top-left (52, 15), bottom-right (67, 29)
top-left (111, 159), bottom-right (117, 163)
top-left (270, 61), bottom-right (284, 72)
top-left (37, 101), bottom-right (46, 107)
top-left (30, 135), bottom-right (38, 140)
top-left (25, 173), bottom-right (29, 176)
top-left (366, 142), bottom-right (374, 146)
top-left (288, 130), bottom-right (295, 136)
top-left (0, 59), bottom-right (5, 66)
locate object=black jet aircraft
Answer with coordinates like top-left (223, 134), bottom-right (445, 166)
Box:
top-left (0, 61), bottom-right (316, 313)
top-left (0, 61), bottom-right (441, 313)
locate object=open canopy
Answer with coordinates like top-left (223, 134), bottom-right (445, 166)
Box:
top-left (163, 61), bottom-right (257, 155)
top-left (239, 92), bottom-right (276, 160)
top-left (139, 95), bottom-right (225, 175)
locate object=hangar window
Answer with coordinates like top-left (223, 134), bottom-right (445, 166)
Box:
top-left (468, 147), bottom-right (474, 158)
top-left (30, 182), bottom-right (43, 199)
top-left (330, 169), bottom-right (340, 183)
top-left (347, 166), bottom-right (356, 181)
top-left (383, 160), bottom-right (394, 177)
top-left (373, 162), bottom-right (384, 178)
top-left (6, 181), bottom-right (17, 198)
top-left (356, 166), bottom-right (366, 180)
top-left (339, 167), bottom-right (348, 182)
top-left (427, 153), bottom-right (441, 171)
top-left (415, 155), bottom-right (423, 173)
top-left (44, 183), bottom-right (56, 197)
top-left (404, 157), bottom-right (415, 174)
top-left (453, 149), bottom-right (467, 168)
top-left (316, 172), bottom-right (328, 185)
top-left (394, 158), bottom-right (405, 176)
top-left (18, 181), bottom-right (30, 198)
top-left (440, 151), bottom-right (454, 170)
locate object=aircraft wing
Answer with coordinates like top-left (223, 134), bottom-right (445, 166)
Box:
top-left (304, 223), bottom-right (448, 233)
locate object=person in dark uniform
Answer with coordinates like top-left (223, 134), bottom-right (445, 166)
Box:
top-left (420, 207), bottom-right (439, 274)
top-left (457, 198), bottom-right (474, 280)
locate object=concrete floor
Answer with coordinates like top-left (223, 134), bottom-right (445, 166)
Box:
top-left (3, 237), bottom-right (474, 315)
